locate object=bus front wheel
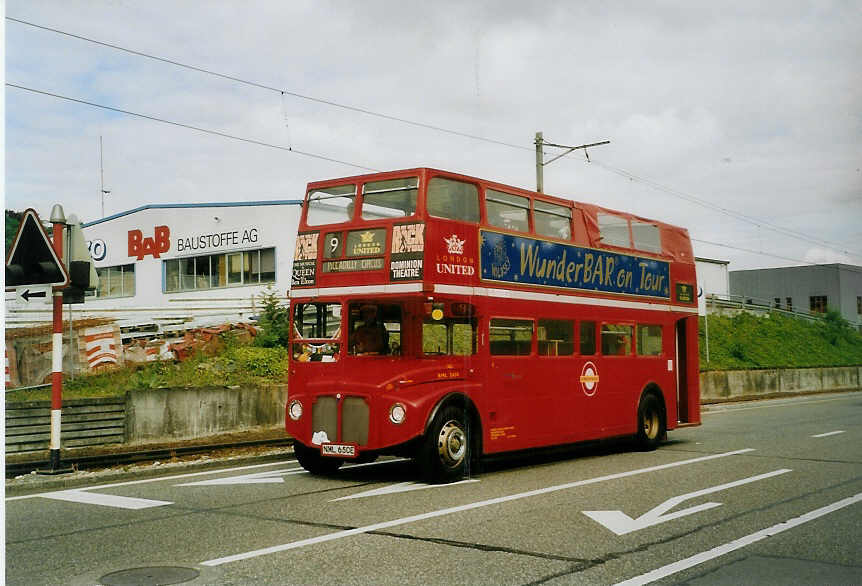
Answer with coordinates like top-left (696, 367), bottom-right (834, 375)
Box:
top-left (419, 405), bottom-right (470, 483)
top-left (636, 394), bottom-right (665, 451)
top-left (294, 441), bottom-right (343, 475)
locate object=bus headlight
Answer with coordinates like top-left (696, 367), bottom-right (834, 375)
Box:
top-left (389, 403), bottom-right (406, 424)
top-left (288, 400), bottom-right (303, 421)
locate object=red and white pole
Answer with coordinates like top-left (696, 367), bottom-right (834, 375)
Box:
top-left (45, 204), bottom-right (70, 473)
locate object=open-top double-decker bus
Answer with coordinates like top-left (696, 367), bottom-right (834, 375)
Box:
top-left (286, 168), bottom-right (700, 482)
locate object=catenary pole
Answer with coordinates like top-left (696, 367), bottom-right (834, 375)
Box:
top-left (535, 132), bottom-right (544, 193)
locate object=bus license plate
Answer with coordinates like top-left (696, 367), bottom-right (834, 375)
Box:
top-left (321, 443), bottom-right (356, 458)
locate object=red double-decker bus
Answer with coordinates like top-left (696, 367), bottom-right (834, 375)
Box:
top-left (286, 168), bottom-right (700, 482)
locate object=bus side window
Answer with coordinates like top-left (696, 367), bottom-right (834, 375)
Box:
top-left (489, 318), bottom-right (533, 355)
top-left (601, 324), bottom-right (633, 356)
top-left (538, 319), bottom-right (574, 356)
top-left (579, 321), bottom-right (596, 355)
top-left (637, 324), bottom-right (663, 356)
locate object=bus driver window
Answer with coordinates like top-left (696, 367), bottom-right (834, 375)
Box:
top-left (350, 304), bottom-right (389, 355)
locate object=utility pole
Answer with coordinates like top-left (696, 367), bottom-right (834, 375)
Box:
top-left (535, 132), bottom-right (545, 193)
top-left (534, 131), bottom-right (610, 193)
top-left (100, 136), bottom-right (111, 218)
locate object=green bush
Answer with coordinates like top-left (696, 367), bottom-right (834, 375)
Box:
top-left (254, 287), bottom-right (291, 348)
top-left (701, 311), bottom-right (862, 370)
top-left (230, 345), bottom-right (287, 378)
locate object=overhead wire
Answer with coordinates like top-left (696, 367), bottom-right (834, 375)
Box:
top-left (6, 16), bottom-right (859, 264)
top-left (5, 16), bottom-right (530, 152)
top-left (5, 83), bottom-right (379, 173)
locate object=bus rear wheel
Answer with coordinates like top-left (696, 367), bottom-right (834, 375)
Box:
top-left (636, 394), bottom-right (665, 451)
top-left (419, 405), bottom-right (470, 483)
top-left (294, 441), bottom-right (344, 475)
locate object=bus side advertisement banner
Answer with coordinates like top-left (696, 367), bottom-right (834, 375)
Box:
top-left (480, 231), bottom-right (670, 299)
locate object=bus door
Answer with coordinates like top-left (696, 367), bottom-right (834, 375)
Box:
top-left (486, 318), bottom-right (544, 449)
top-left (596, 322), bottom-right (636, 434)
top-left (536, 318), bottom-right (583, 443)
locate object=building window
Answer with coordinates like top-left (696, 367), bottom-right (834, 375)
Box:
top-left (810, 295), bottom-right (827, 313)
top-left (89, 264), bottom-right (135, 298)
top-left (786, 297), bottom-right (793, 312)
top-left (774, 297), bottom-right (781, 309)
top-left (164, 248), bottom-right (275, 292)
top-left (857, 296), bottom-right (861, 316)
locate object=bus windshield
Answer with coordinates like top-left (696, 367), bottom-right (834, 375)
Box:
top-left (292, 302), bottom-right (341, 362)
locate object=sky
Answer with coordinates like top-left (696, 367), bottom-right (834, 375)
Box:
top-left (4, 1), bottom-right (861, 271)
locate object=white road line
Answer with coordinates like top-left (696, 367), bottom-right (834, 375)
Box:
top-left (614, 492), bottom-right (862, 586)
top-left (811, 430), bottom-right (845, 438)
top-left (201, 448), bottom-right (755, 566)
top-left (41, 490), bottom-right (172, 510)
top-left (703, 393), bottom-right (861, 415)
top-left (5, 461), bottom-right (297, 502)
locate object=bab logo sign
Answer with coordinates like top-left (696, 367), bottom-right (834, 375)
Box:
top-left (128, 226), bottom-right (170, 260)
top-left (480, 231), bottom-right (670, 299)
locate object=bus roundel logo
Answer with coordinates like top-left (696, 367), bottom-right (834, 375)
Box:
top-left (580, 361), bottom-right (599, 396)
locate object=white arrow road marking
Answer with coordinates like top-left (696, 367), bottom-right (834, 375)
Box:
top-left (331, 479), bottom-right (480, 501)
top-left (177, 458), bottom-right (410, 487)
top-left (41, 490), bottom-right (172, 510)
top-left (201, 448), bottom-right (755, 566)
top-left (615, 491), bottom-right (862, 586)
top-left (177, 467), bottom-right (306, 486)
top-left (584, 468), bottom-right (792, 535)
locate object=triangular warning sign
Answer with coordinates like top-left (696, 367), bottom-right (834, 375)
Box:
top-left (5, 208), bottom-right (70, 288)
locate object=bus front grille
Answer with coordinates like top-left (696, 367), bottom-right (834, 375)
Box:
top-left (311, 396), bottom-right (369, 446)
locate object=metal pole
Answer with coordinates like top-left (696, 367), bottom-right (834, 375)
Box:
top-left (41, 205), bottom-right (72, 474)
top-left (535, 131), bottom-right (544, 193)
top-left (704, 296), bottom-right (710, 364)
top-left (100, 136), bottom-right (105, 218)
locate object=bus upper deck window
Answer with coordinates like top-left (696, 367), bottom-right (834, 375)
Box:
top-left (631, 221), bottom-right (662, 254)
top-left (486, 189), bottom-right (529, 232)
top-left (361, 178), bottom-right (419, 220)
top-left (427, 177), bottom-right (479, 223)
top-left (597, 213), bottom-right (631, 248)
top-left (307, 185), bottom-right (357, 225)
top-left (534, 201), bottom-right (572, 240)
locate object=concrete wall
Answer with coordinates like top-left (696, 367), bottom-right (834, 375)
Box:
top-left (700, 366), bottom-right (861, 402)
top-left (126, 384), bottom-right (287, 444)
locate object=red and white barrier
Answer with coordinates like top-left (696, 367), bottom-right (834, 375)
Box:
top-left (83, 325), bottom-right (119, 369)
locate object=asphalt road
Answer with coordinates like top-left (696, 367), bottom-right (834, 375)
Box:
top-left (6, 392), bottom-right (861, 585)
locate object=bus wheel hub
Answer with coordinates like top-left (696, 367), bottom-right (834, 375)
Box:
top-left (437, 421), bottom-right (466, 466)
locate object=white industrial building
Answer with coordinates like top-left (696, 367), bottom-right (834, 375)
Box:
top-left (5, 200), bottom-right (302, 338)
top-left (694, 257), bottom-right (730, 315)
